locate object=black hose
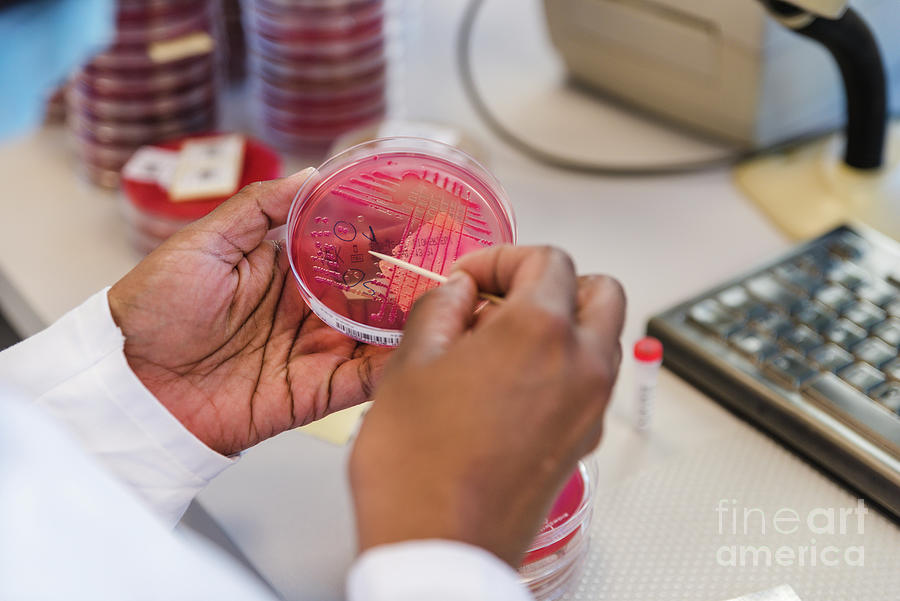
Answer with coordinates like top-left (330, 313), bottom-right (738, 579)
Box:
top-left (767, 4), bottom-right (887, 170)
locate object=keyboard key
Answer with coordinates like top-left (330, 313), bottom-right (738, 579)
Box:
top-left (842, 301), bottom-right (886, 330)
top-left (716, 286), bottom-right (767, 318)
top-left (814, 284), bottom-right (857, 313)
top-left (839, 362), bottom-right (885, 393)
top-left (792, 300), bottom-right (836, 332)
top-left (764, 351), bottom-right (818, 390)
top-left (824, 319), bottom-right (868, 350)
top-left (750, 311), bottom-right (792, 337)
top-left (804, 372), bottom-right (900, 448)
top-left (747, 274), bottom-right (802, 310)
top-left (873, 319), bottom-right (900, 346)
top-left (886, 299), bottom-right (900, 318)
top-left (774, 264), bottom-right (823, 294)
top-left (827, 232), bottom-right (866, 259)
top-left (871, 382), bottom-right (900, 413)
top-left (688, 299), bottom-right (741, 338)
top-left (809, 344), bottom-right (854, 373)
top-left (795, 249), bottom-right (837, 275)
top-left (728, 329), bottom-right (779, 363)
top-left (856, 281), bottom-right (897, 308)
top-left (880, 356), bottom-right (900, 379)
top-left (783, 325), bottom-right (824, 355)
top-left (825, 264), bottom-right (867, 290)
top-left (853, 337), bottom-right (896, 368)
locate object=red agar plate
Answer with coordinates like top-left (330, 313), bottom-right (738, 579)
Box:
top-left (286, 137), bottom-right (516, 346)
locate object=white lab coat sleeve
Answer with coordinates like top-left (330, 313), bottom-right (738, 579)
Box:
top-left (348, 541), bottom-right (534, 601)
top-left (0, 287), bottom-right (233, 527)
top-left (0, 392), bottom-right (278, 601)
top-left (0, 290), bottom-right (534, 601)
top-left (0, 391), bottom-right (533, 601)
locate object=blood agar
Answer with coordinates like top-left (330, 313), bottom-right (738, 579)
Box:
top-left (286, 137), bottom-right (516, 346)
top-left (244, 0), bottom-right (388, 153)
top-left (518, 460), bottom-right (596, 601)
top-left (120, 135), bottom-right (281, 254)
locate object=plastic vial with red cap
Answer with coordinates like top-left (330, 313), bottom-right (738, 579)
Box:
top-left (633, 336), bottom-right (663, 431)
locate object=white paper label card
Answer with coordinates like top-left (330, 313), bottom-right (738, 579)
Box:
top-left (122, 147), bottom-right (179, 187)
top-left (149, 32), bottom-right (215, 64)
top-left (169, 135), bottom-right (246, 202)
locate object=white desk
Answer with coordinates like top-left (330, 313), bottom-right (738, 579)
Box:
top-left (4, 1), bottom-right (895, 600)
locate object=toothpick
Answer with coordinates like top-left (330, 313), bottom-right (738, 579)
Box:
top-left (368, 250), bottom-right (504, 304)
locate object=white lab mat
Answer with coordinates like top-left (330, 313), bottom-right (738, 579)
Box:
top-left (571, 425), bottom-right (900, 600)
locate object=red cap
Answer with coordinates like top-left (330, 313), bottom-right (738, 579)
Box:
top-left (634, 336), bottom-right (663, 363)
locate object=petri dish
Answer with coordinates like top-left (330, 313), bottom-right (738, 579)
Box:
top-left (248, 3), bottom-right (384, 41)
top-left (68, 82), bottom-right (217, 121)
top-left (519, 460), bottom-right (596, 601)
top-left (286, 137), bottom-right (516, 346)
top-left (70, 107), bottom-right (217, 145)
top-left (75, 59), bottom-right (216, 98)
top-left (121, 135), bottom-right (282, 251)
top-left (254, 73), bottom-right (385, 107)
top-left (248, 29), bottom-right (384, 62)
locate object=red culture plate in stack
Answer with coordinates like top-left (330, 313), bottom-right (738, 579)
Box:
top-left (255, 74), bottom-right (385, 109)
top-left (70, 108), bottom-right (217, 146)
top-left (249, 2), bottom-right (384, 41)
top-left (68, 81), bottom-right (217, 121)
top-left (120, 135), bottom-right (282, 252)
top-left (74, 59), bottom-right (216, 100)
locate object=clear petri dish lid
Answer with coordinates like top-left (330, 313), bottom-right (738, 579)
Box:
top-left (249, 0), bottom-right (381, 12)
top-left (257, 108), bottom-right (386, 153)
top-left (74, 59), bottom-right (216, 99)
top-left (523, 460), bottom-right (596, 566)
top-left (247, 31), bottom-right (383, 63)
top-left (254, 74), bottom-right (385, 108)
top-left (246, 1), bottom-right (383, 39)
top-left (248, 48), bottom-right (385, 83)
top-left (286, 137), bottom-right (516, 346)
top-left (260, 92), bottom-right (385, 124)
top-left (69, 107), bottom-right (217, 145)
top-left (67, 82), bottom-right (217, 121)
top-left (117, 0), bottom-right (207, 18)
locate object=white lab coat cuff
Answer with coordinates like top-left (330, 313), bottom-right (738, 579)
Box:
top-left (0, 288), bottom-right (233, 526)
top-left (347, 540), bottom-right (533, 601)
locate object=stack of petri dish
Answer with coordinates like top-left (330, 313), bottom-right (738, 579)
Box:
top-left (222, 0), bottom-right (247, 80)
top-left (243, 0), bottom-right (388, 155)
top-left (67, 0), bottom-right (223, 188)
top-left (518, 460), bottom-right (597, 601)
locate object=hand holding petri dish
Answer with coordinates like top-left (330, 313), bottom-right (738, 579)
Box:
top-left (286, 137), bottom-right (517, 345)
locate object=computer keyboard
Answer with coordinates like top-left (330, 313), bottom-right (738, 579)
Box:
top-left (647, 225), bottom-right (900, 519)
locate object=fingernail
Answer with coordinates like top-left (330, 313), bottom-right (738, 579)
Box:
top-left (289, 167), bottom-right (316, 180)
top-left (446, 271), bottom-right (469, 287)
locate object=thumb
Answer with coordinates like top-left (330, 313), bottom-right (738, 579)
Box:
top-left (182, 167), bottom-right (316, 265)
top-left (396, 271), bottom-right (479, 365)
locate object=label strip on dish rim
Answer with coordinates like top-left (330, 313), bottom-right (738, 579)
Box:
top-left (304, 292), bottom-right (404, 347)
